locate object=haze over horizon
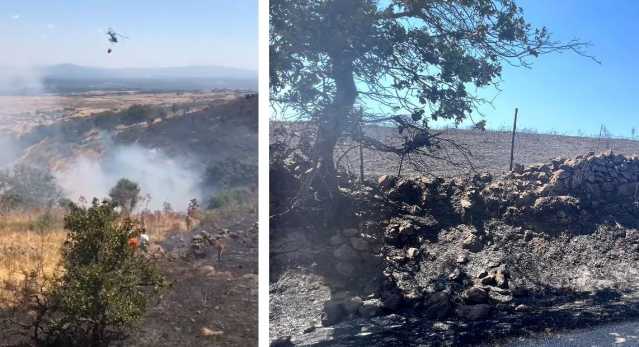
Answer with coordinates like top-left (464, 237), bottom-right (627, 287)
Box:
top-left (0, 0), bottom-right (257, 70)
top-left (0, 63), bottom-right (257, 72)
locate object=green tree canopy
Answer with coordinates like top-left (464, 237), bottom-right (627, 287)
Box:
top-left (108, 178), bottom-right (141, 214)
top-left (270, 0), bottom-right (595, 197)
top-left (27, 200), bottom-right (165, 346)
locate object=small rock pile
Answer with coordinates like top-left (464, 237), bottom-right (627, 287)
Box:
top-left (329, 224), bottom-right (383, 277)
top-left (321, 295), bottom-right (384, 326)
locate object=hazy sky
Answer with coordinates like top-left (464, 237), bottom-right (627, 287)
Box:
top-left (0, 0), bottom-right (257, 70)
top-left (471, 0), bottom-right (639, 137)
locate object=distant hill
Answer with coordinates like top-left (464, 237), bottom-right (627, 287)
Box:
top-left (41, 64), bottom-right (256, 80)
top-left (0, 64), bottom-right (257, 95)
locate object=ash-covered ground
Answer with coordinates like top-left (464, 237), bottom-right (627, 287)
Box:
top-left (270, 146), bottom-right (639, 346)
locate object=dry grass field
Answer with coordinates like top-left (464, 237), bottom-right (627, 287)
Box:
top-left (0, 212), bottom-right (66, 308)
top-left (0, 208), bottom-right (195, 309)
top-left (0, 91), bottom-right (240, 133)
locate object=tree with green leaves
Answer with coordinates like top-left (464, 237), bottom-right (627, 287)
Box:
top-left (108, 178), bottom-right (141, 214)
top-left (23, 200), bottom-right (165, 346)
top-left (270, 0), bottom-right (596, 199)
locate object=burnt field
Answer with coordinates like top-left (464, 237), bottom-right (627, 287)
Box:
top-left (347, 126), bottom-right (639, 177)
top-left (272, 122), bottom-right (639, 178)
top-left (270, 124), bottom-right (639, 346)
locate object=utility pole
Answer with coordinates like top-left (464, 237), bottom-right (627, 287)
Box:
top-left (509, 108), bottom-right (518, 171)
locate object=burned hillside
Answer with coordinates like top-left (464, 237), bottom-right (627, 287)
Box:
top-left (0, 93), bottom-right (257, 210)
top-left (1, 91), bottom-right (259, 347)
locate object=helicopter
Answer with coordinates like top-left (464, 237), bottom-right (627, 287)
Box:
top-left (106, 28), bottom-right (128, 54)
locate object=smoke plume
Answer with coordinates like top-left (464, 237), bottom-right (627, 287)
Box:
top-left (56, 144), bottom-right (203, 212)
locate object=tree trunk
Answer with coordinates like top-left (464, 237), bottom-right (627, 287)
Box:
top-left (312, 55), bottom-right (357, 200)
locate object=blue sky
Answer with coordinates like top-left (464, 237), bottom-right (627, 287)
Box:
top-left (0, 0), bottom-right (257, 70)
top-left (469, 0), bottom-right (639, 137)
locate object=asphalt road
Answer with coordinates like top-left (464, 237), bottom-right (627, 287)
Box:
top-left (496, 321), bottom-right (639, 346)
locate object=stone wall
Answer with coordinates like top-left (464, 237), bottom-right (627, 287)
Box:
top-left (365, 152), bottom-right (639, 323)
top-left (479, 151), bottom-right (639, 228)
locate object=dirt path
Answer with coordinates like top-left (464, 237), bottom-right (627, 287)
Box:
top-left (126, 226), bottom-right (258, 347)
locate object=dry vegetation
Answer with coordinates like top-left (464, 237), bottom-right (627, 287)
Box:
top-left (0, 91), bottom-right (240, 133)
top-left (0, 90), bottom-right (258, 346)
top-left (0, 211), bottom-right (65, 308)
top-left (0, 194), bottom-right (258, 345)
top-left (0, 198), bottom-right (252, 309)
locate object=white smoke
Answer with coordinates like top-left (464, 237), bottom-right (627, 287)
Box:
top-left (0, 67), bottom-right (45, 95)
top-left (56, 144), bottom-right (203, 212)
top-left (0, 134), bottom-right (21, 167)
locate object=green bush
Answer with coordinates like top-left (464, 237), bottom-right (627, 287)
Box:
top-left (109, 178), bottom-right (141, 214)
top-left (208, 188), bottom-right (252, 210)
top-left (28, 200), bottom-right (165, 346)
top-left (120, 105), bottom-right (160, 125)
top-left (92, 111), bottom-right (119, 130)
top-left (203, 159), bottom-right (257, 189)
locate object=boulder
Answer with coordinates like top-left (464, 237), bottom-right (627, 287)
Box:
top-left (455, 304), bottom-right (492, 321)
top-left (381, 291), bottom-right (402, 310)
top-left (359, 298), bottom-right (383, 318)
top-left (350, 237), bottom-right (369, 251)
top-left (456, 254), bottom-right (469, 264)
top-left (523, 230), bottom-right (534, 242)
top-left (487, 290), bottom-right (513, 303)
top-left (423, 291), bottom-right (452, 319)
top-left (389, 179), bottom-right (422, 204)
top-left (494, 269), bottom-right (509, 288)
top-left (321, 300), bottom-right (346, 326)
top-left (463, 287), bottom-right (489, 304)
top-left (532, 195), bottom-right (580, 224)
top-left (270, 336), bottom-right (294, 347)
top-left (343, 296), bottom-right (363, 315)
top-left (462, 233), bottom-right (482, 252)
top-left (448, 268), bottom-right (462, 281)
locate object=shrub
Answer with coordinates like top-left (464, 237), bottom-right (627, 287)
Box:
top-left (122, 105), bottom-right (155, 125)
top-left (25, 199), bottom-right (165, 346)
top-left (0, 165), bottom-right (61, 213)
top-left (108, 179), bottom-right (141, 214)
top-left (92, 111), bottom-right (119, 130)
top-left (203, 159), bottom-right (257, 189)
top-left (208, 188), bottom-right (252, 210)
